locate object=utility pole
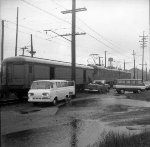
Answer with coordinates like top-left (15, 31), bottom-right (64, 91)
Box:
top-left (124, 60), bottom-right (125, 71)
top-left (1, 20), bottom-right (4, 63)
top-left (137, 68), bottom-right (138, 79)
top-left (139, 31), bottom-right (148, 82)
top-left (1, 20), bottom-right (4, 87)
top-left (61, 0), bottom-right (87, 82)
top-left (132, 50), bottom-right (136, 79)
top-left (145, 63), bottom-right (147, 81)
top-left (99, 56), bottom-right (103, 66)
top-left (104, 51), bottom-right (107, 68)
top-left (29, 34), bottom-right (36, 57)
top-left (139, 63), bottom-right (147, 81)
top-left (15, 7), bottom-right (19, 56)
top-left (20, 46), bottom-right (28, 56)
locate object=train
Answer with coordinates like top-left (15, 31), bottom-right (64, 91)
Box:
top-left (0, 56), bottom-right (131, 98)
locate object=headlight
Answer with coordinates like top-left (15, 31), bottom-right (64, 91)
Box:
top-left (42, 93), bottom-right (49, 97)
top-left (28, 93), bottom-right (34, 97)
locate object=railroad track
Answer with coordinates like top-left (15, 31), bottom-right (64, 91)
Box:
top-left (0, 97), bottom-right (27, 106)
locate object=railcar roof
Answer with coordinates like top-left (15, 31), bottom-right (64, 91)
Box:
top-left (2, 56), bottom-right (92, 69)
top-left (32, 80), bottom-right (69, 82)
top-left (2, 56), bottom-right (130, 73)
top-left (117, 79), bottom-right (142, 80)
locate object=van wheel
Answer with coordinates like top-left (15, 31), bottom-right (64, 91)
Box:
top-left (65, 95), bottom-right (71, 103)
top-left (121, 90), bottom-right (125, 94)
top-left (53, 98), bottom-right (57, 106)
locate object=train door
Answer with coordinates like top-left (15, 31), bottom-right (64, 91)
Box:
top-left (6, 64), bottom-right (13, 85)
top-left (1, 63), bottom-right (6, 85)
top-left (50, 67), bottom-right (55, 79)
top-left (83, 69), bottom-right (86, 83)
top-left (28, 64), bottom-right (33, 86)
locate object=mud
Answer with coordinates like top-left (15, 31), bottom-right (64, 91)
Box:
top-left (1, 90), bottom-right (150, 147)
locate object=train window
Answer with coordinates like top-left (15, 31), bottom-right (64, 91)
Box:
top-left (29, 65), bottom-right (32, 73)
top-left (126, 80), bottom-right (130, 84)
top-left (137, 80), bottom-right (142, 84)
top-left (131, 80), bottom-right (136, 85)
top-left (2, 64), bottom-right (6, 75)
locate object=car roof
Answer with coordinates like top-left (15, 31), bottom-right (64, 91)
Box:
top-left (32, 80), bottom-right (68, 83)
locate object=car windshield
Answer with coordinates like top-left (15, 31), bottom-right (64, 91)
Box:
top-left (31, 81), bottom-right (53, 89)
top-left (93, 81), bottom-right (103, 84)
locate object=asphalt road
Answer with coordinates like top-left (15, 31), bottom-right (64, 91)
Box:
top-left (1, 90), bottom-right (150, 147)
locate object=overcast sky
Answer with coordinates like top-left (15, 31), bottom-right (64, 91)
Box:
top-left (0, 0), bottom-right (149, 70)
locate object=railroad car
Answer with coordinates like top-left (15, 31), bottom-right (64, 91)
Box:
top-left (1, 56), bottom-right (131, 98)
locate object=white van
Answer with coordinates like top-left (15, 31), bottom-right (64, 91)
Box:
top-left (28, 80), bottom-right (75, 105)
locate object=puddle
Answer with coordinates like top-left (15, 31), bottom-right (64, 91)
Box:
top-left (66, 98), bottom-right (97, 107)
top-left (20, 109), bottom-right (41, 114)
top-left (104, 104), bottom-right (130, 112)
top-left (1, 116), bottom-right (135, 147)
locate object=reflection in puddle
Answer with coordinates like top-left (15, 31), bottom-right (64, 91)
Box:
top-left (67, 98), bottom-right (97, 107)
top-left (70, 118), bottom-right (80, 147)
top-left (20, 109), bottom-right (40, 114)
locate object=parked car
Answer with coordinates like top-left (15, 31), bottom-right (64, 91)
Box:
top-left (113, 79), bottom-right (146, 94)
top-left (144, 81), bottom-right (150, 90)
top-left (84, 80), bottom-right (110, 93)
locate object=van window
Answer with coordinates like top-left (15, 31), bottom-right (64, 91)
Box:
top-left (68, 81), bottom-right (74, 86)
top-left (31, 81), bottom-right (53, 89)
top-left (56, 82), bottom-right (61, 88)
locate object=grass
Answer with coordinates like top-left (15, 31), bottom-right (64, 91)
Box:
top-left (125, 90), bottom-right (150, 101)
top-left (90, 130), bottom-right (150, 147)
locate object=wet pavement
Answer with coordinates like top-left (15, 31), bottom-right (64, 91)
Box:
top-left (1, 90), bottom-right (150, 147)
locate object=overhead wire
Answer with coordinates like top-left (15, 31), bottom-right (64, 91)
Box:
top-left (51, 0), bottom-right (131, 59)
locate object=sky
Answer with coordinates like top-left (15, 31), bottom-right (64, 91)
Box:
top-left (0, 0), bottom-right (149, 71)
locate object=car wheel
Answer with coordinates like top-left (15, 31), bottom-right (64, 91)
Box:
top-left (53, 98), bottom-right (57, 106)
top-left (117, 90), bottom-right (121, 94)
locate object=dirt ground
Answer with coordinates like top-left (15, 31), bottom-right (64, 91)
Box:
top-left (1, 90), bottom-right (150, 147)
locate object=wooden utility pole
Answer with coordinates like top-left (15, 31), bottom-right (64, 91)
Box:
top-left (20, 46), bottom-right (28, 56)
top-left (1, 20), bottom-right (4, 62)
top-left (15, 7), bottom-right (19, 56)
top-left (124, 60), bottom-right (125, 71)
top-left (104, 51), bottom-right (107, 68)
top-left (29, 34), bottom-right (36, 57)
top-left (139, 31), bottom-right (148, 82)
top-left (71, 0), bottom-right (76, 82)
top-left (132, 50), bottom-right (136, 79)
top-left (145, 63), bottom-right (147, 81)
top-left (137, 68), bottom-right (138, 79)
top-left (99, 56), bottom-right (103, 66)
top-left (60, 0), bottom-right (87, 83)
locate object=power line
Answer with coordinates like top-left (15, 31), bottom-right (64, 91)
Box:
top-left (20, 1), bottom-right (130, 57)
top-left (21, 0), bottom-right (71, 24)
top-left (51, 1), bottom-right (132, 55)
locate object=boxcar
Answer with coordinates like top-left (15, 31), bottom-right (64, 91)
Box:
top-left (1, 56), bottom-right (131, 98)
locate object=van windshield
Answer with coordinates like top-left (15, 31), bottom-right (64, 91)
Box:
top-left (31, 81), bottom-right (53, 89)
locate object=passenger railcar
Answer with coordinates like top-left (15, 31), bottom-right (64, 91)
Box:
top-left (1, 56), bottom-right (131, 98)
